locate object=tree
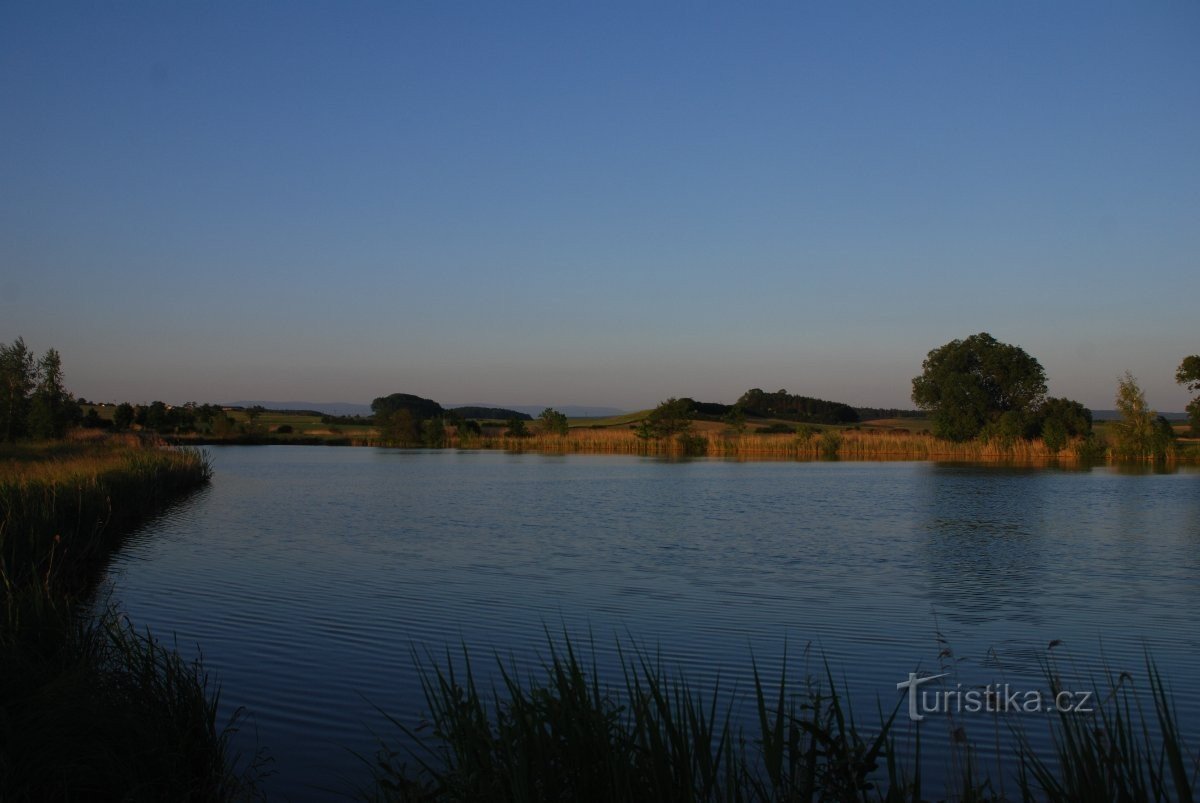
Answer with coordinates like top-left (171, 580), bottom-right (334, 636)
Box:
top-left (505, 417), bottom-right (529, 438)
top-left (646, 398), bottom-right (693, 438)
top-left (378, 409), bottom-right (419, 445)
top-left (0, 337), bottom-right (36, 442)
top-left (371, 393), bottom-right (444, 422)
top-left (422, 417), bottom-right (447, 447)
top-left (912, 333), bottom-right (1047, 442)
top-left (28, 347), bottom-right (72, 439)
top-left (734, 388), bottom-right (858, 424)
top-left (538, 408), bottom-right (569, 436)
top-left (722, 405), bottom-right (747, 434)
top-left (1111, 372), bottom-right (1173, 460)
top-left (144, 401), bottom-right (169, 431)
top-left (1036, 397), bottom-right (1093, 452)
top-left (1177, 355), bottom-right (1200, 436)
top-left (113, 402), bottom-right (135, 431)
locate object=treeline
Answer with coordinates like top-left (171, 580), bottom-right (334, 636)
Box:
top-left (448, 406), bottom-right (532, 421)
top-left (853, 406), bottom-right (925, 421)
top-left (0, 338), bottom-right (80, 441)
top-left (676, 389), bottom-right (860, 425)
top-left (83, 401), bottom-right (242, 435)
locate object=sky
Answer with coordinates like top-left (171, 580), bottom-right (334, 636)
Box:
top-left (2, 2), bottom-right (1197, 411)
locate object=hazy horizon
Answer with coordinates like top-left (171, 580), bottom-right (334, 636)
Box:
top-left (3, 3), bottom-right (1197, 411)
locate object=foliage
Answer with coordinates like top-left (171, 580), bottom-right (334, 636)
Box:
top-left (912, 332), bottom-right (1047, 442)
top-left (422, 418), bottom-right (447, 447)
top-left (371, 393), bottom-right (444, 422)
top-left (1177, 355), bottom-right (1200, 436)
top-left (1111, 372), bottom-right (1174, 460)
top-left (0, 338), bottom-right (38, 443)
top-left (379, 409), bottom-right (419, 446)
top-left (113, 402), bottom-right (135, 431)
top-left (795, 424), bottom-right (821, 441)
top-left (1176, 355), bottom-right (1200, 393)
top-left (368, 635), bottom-right (1195, 803)
top-left (1016, 654), bottom-right (1194, 803)
top-left (504, 417), bottom-right (529, 438)
top-left (1037, 397), bottom-right (1092, 437)
top-left (27, 348), bottom-right (74, 439)
top-left (853, 406), bottom-right (926, 421)
top-left (819, 429), bottom-right (843, 458)
top-left (721, 405), bottom-right (747, 433)
top-left (735, 388), bottom-right (859, 424)
top-left (449, 406), bottom-right (532, 421)
top-left (368, 635), bottom-right (899, 803)
top-left (0, 440), bottom-right (261, 799)
top-left (645, 397), bottom-right (693, 438)
top-left (538, 408), bottom-right (569, 436)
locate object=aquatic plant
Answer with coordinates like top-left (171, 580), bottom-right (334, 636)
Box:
top-left (365, 635), bottom-right (1197, 802)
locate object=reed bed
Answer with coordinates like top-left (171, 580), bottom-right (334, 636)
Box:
top-left (366, 635), bottom-right (1197, 802)
top-left (447, 428), bottom-right (1107, 463)
top-left (1, 582), bottom-right (263, 801)
top-left (1, 436), bottom-right (260, 800)
top-left (0, 434), bottom-right (212, 589)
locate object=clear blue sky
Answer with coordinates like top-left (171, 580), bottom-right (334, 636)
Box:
top-left (2, 2), bottom-right (1197, 410)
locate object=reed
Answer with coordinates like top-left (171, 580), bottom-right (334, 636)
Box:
top-left (1, 435), bottom-right (261, 800)
top-left (0, 580), bottom-right (265, 800)
top-left (365, 636), bottom-right (899, 802)
top-left (365, 635), bottom-right (1197, 802)
top-left (442, 427), bottom-right (1123, 464)
top-left (0, 434), bottom-right (212, 590)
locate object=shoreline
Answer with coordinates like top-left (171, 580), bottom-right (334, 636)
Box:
top-left (164, 428), bottom-right (1200, 464)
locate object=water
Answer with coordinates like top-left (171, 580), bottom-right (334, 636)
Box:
top-left (100, 446), bottom-right (1200, 800)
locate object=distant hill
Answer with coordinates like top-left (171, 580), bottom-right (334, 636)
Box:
top-left (225, 400), bottom-right (372, 416)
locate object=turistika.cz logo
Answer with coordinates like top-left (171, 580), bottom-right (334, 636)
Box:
top-left (896, 673), bottom-right (1095, 722)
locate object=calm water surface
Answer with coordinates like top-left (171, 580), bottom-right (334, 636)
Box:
top-left (100, 447), bottom-right (1200, 800)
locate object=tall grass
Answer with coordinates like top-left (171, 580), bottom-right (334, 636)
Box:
top-left (1016, 654), bottom-right (1198, 803)
top-left (365, 635), bottom-right (1197, 802)
top-left (0, 580), bottom-right (265, 800)
top-left (0, 434), bottom-right (212, 590)
top-left (366, 637), bottom-right (900, 802)
top-left (1, 435), bottom-right (262, 800)
top-left (443, 427), bottom-right (1124, 464)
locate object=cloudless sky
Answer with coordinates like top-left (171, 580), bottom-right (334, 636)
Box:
top-left (2, 2), bottom-right (1197, 410)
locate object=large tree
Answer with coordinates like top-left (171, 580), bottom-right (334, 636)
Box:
top-left (1177, 355), bottom-right (1200, 436)
top-left (912, 332), bottom-right (1047, 442)
top-left (1112, 371), bottom-right (1174, 460)
top-left (28, 348), bottom-right (72, 439)
top-left (0, 337), bottom-right (37, 442)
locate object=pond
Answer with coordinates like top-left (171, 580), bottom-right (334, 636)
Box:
top-left (101, 447), bottom-right (1200, 800)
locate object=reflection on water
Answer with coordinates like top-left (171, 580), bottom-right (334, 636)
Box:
top-left (100, 448), bottom-right (1200, 801)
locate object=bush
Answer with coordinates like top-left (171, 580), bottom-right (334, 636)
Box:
top-left (820, 430), bottom-right (842, 458)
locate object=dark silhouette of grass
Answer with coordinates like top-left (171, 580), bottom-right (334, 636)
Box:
top-left (364, 634), bottom-right (1196, 802)
top-left (1, 436), bottom-right (265, 800)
